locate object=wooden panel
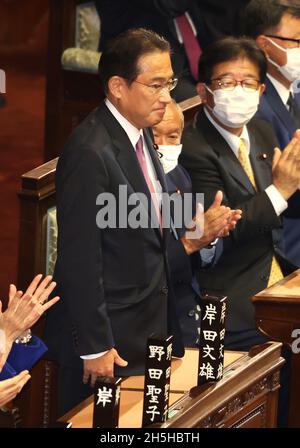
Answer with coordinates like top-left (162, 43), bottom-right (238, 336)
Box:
top-left (252, 269), bottom-right (300, 427)
top-left (59, 343), bottom-right (283, 428)
top-left (0, 0), bottom-right (49, 47)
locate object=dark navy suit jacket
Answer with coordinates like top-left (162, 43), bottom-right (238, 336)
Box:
top-left (256, 78), bottom-right (300, 266)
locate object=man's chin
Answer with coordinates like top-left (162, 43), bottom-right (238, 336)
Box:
top-left (151, 109), bottom-right (166, 125)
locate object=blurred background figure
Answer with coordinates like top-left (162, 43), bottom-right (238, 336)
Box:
top-left (95, 0), bottom-right (250, 101)
top-left (243, 0), bottom-right (300, 266)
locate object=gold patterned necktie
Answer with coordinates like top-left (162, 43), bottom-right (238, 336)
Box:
top-left (238, 138), bottom-right (283, 287)
top-left (238, 138), bottom-right (257, 189)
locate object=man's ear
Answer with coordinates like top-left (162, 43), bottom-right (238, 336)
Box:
top-left (107, 76), bottom-right (124, 99)
top-left (196, 82), bottom-right (207, 103)
top-left (256, 35), bottom-right (269, 54)
top-left (259, 83), bottom-right (266, 97)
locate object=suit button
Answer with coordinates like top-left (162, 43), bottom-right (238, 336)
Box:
top-left (161, 286), bottom-right (168, 295)
top-left (188, 309), bottom-right (195, 317)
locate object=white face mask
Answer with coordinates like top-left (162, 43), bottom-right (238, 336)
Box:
top-left (266, 37), bottom-right (300, 82)
top-left (206, 85), bottom-right (260, 128)
top-left (157, 144), bottom-right (182, 174)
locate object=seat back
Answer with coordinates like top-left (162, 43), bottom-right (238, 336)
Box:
top-left (15, 158), bottom-right (58, 428)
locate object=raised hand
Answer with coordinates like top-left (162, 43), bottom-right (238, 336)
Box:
top-left (181, 191), bottom-right (242, 254)
top-left (272, 137), bottom-right (300, 201)
top-left (0, 371), bottom-right (31, 407)
top-left (0, 275), bottom-right (60, 369)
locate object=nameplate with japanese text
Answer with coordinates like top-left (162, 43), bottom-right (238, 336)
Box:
top-left (142, 334), bottom-right (173, 427)
top-left (93, 376), bottom-right (122, 428)
top-left (198, 295), bottom-right (227, 385)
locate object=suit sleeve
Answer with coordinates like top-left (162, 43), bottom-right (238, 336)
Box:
top-left (167, 236), bottom-right (195, 283)
top-left (285, 190), bottom-right (300, 219)
top-left (180, 145), bottom-right (282, 245)
top-left (56, 146), bottom-right (114, 356)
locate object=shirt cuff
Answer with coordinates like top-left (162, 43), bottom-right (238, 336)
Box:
top-left (80, 350), bottom-right (108, 360)
top-left (265, 184), bottom-right (288, 216)
top-left (200, 246), bottom-right (216, 266)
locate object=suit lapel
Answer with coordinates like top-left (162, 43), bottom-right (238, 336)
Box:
top-left (196, 111), bottom-right (256, 194)
top-left (264, 78), bottom-right (295, 132)
top-left (247, 121), bottom-right (273, 191)
top-left (98, 103), bottom-right (164, 242)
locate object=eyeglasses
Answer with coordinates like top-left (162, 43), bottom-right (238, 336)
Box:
top-left (210, 77), bottom-right (261, 92)
top-left (132, 78), bottom-right (178, 94)
top-left (265, 34), bottom-right (300, 48)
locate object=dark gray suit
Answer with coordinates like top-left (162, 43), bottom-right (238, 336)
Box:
top-left (180, 109), bottom-right (297, 341)
top-left (45, 102), bottom-right (184, 415)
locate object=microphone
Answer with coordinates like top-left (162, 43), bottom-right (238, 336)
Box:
top-left (153, 143), bottom-right (163, 158)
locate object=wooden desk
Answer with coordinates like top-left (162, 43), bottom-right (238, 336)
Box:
top-left (252, 268), bottom-right (300, 427)
top-left (61, 344), bottom-right (283, 428)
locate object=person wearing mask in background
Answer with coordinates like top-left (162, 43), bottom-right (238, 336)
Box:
top-left (180, 37), bottom-right (300, 425)
top-left (152, 100), bottom-right (242, 346)
top-left (243, 0), bottom-right (300, 266)
top-left (180, 37), bottom-right (300, 352)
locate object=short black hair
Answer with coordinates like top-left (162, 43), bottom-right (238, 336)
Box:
top-left (98, 28), bottom-right (171, 94)
top-left (244, 0), bottom-right (300, 38)
top-left (198, 37), bottom-right (267, 84)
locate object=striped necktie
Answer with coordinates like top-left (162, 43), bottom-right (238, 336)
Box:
top-left (135, 136), bottom-right (162, 230)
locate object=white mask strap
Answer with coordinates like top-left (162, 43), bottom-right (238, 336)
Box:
top-left (265, 37), bottom-right (287, 53)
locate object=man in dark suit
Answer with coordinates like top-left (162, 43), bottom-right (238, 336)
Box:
top-left (95, 0), bottom-right (250, 101)
top-left (243, 0), bottom-right (300, 265)
top-left (180, 37), bottom-right (300, 352)
top-left (45, 29), bottom-right (237, 417)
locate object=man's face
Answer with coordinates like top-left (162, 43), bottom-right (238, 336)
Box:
top-left (261, 13), bottom-right (300, 68)
top-left (113, 51), bottom-right (174, 129)
top-left (152, 103), bottom-right (183, 145)
top-left (205, 57), bottom-right (264, 110)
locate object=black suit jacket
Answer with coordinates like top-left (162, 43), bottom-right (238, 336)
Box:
top-left (45, 102), bottom-right (183, 376)
top-left (180, 109), bottom-right (297, 333)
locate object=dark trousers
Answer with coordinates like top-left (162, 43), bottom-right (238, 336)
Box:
top-left (57, 364), bottom-right (94, 419)
top-left (225, 329), bottom-right (291, 428)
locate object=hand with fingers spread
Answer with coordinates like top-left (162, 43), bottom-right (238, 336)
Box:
top-left (180, 190), bottom-right (242, 254)
top-left (83, 348), bottom-right (128, 386)
top-left (0, 275), bottom-right (60, 370)
top-left (272, 137), bottom-right (300, 201)
top-left (0, 370), bottom-right (31, 407)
